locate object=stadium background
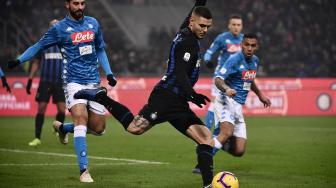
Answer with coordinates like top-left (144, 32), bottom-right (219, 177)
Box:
top-left (0, 1), bottom-right (335, 188)
top-left (0, 0), bottom-right (335, 116)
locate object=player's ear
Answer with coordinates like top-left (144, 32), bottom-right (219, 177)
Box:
top-left (189, 16), bottom-right (194, 27)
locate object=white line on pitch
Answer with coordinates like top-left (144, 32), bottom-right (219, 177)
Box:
top-left (0, 148), bottom-right (169, 165)
top-left (0, 163), bottom-right (146, 166)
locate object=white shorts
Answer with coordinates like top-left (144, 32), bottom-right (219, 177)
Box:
top-left (64, 83), bottom-right (105, 115)
top-left (213, 96), bottom-right (247, 139)
top-left (210, 78), bottom-right (221, 97)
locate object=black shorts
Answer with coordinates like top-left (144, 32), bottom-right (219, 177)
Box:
top-left (35, 81), bottom-right (65, 104)
top-left (138, 88), bottom-right (204, 134)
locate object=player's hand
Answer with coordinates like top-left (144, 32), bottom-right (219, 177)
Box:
top-left (7, 59), bottom-right (21, 69)
top-left (107, 74), bottom-right (117, 87)
top-left (259, 95), bottom-right (271, 108)
top-left (226, 88), bottom-right (236, 98)
top-left (26, 79), bottom-right (32, 95)
top-left (1, 76), bottom-right (11, 93)
top-left (189, 92), bottom-right (210, 108)
top-left (205, 61), bottom-right (215, 69)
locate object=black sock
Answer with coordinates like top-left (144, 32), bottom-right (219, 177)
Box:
top-left (56, 112), bottom-right (65, 123)
top-left (197, 144), bottom-right (213, 186)
top-left (35, 113), bottom-right (44, 139)
top-left (98, 95), bottom-right (134, 130)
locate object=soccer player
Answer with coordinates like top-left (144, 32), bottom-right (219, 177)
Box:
top-left (75, 1), bottom-right (214, 187)
top-left (0, 67), bottom-right (11, 92)
top-left (26, 20), bottom-right (66, 147)
top-left (203, 14), bottom-right (243, 131)
top-left (193, 14), bottom-right (244, 173)
top-left (212, 33), bottom-right (270, 165)
top-left (7, 0), bottom-right (117, 183)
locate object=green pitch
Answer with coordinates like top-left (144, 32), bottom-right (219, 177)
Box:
top-left (0, 116), bottom-right (335, 188)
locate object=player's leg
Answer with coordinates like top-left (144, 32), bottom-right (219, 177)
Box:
top-left (169, 115), bottom-right (214, 188)
top-left (205, 101), bottom-right (214, 130)
top-left (74, 87), bottom-right (135, 131)
top-left (70, 103), bottom-right (93, 182)
top-left (204, 83), bottom-right (219, 130)
top-left (223, 120), bottom-right (247, 157)
top-left (63, 83), bottom-right (94, 182)
top-left (86, 100), bottom-right (106, 135)
top-left (186, 124), bottom-right (214, 188)
top-left (28, 102), bottom-right (48, 146)
top-left (51, 84), bottom-right (69, 143)
top-left (29, 82), bottom-right (50, 146)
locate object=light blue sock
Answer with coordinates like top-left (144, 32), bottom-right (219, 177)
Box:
top-left (74, 125), bottom-right (88, 174)
top-left (205, 110), bottom-right (214, 130)
top-left (60, 123), bottom-right (74, 133)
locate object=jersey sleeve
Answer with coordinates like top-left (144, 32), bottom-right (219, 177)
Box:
top-left (18, 26), bottom-right (59, 63)
top-left (38, 25), bottom-right (61, 49)
top-left (215, 56), bottom-right (237, 80)
top-left (173, 40), bottom-right (198, 97)
top-left (179, 0), bottom-right (207, 30)
top-left (204, 34), bottom-right (224, 61)
top-left (95, 20), bottom-right (106, 49)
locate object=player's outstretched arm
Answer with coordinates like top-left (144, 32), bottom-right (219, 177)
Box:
top-left (96, 48), bottom-right (117, 87)
top-left (251, 80), bottom-right (271, 107)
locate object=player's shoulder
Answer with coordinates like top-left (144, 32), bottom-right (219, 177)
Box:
top-left (252, 55), bottom-right (260, 63)
top-left (178, 28), bottom-right (198, 45)
top-left (219, 32), bottom-right (231, 38)
top-left (84, 16), bottom-right (99, 25)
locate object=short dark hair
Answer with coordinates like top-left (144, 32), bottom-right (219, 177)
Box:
top-left (193, 6), bottom-right (212, 19)
top-left (243, 33), bottom-right (258, 40)
top-left (229, 14), bottom-right (242, 21)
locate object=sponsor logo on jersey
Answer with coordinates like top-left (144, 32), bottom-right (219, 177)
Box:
top-left (227, 44), bottom-right (241, 53)
top-left (71, 30), bottom-right (94, 44)
top-left (242, 70), bottom-right (256, 80)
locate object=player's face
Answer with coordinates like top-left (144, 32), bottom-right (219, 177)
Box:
top-left (66, 0), bottom-right (86, 20)
top-left (228, 18), bottom-right (243, 36)
top-left (190, 16), bottom-right (212, 39)
top-left (241, 38), bottom-right (258, 59)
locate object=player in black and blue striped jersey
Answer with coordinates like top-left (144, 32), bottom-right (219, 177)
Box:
top-left (26, 20), bottom-right (66, 147)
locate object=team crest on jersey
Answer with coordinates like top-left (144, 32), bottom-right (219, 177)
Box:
top-left (88, 24), bottom-right (93, 29)
top-left (226, 39), bottom-right (231, 43)
top-left (239, 64), bottom-right (245, 69)
top-left (183, 52), bottom-right (191, 62)
top-left (242, 70), bottom-right (256, 80)
top-left (71, 30), bottom-right (94, 44)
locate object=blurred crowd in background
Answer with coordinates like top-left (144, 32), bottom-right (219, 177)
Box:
top-left (0, 0), bottom-right (335, 77)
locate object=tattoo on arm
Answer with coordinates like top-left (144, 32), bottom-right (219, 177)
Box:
top-left (215, 77), bottom-right (230, 93)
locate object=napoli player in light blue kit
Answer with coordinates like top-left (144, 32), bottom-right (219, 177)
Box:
top-left (212, 33), bottom-right (271, 159)
top-left (7, 0), bottom-right (117, 183)
top-left (203, 14), bottom-right (244, 132)
top-left (0, 67), bottom-right (11, 92)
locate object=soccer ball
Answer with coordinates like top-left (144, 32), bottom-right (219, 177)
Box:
top-left (212, 171), bottom-right (239, 188)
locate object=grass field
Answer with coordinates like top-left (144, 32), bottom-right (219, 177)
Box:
top-left (0, 116), bottom-right (335, 188)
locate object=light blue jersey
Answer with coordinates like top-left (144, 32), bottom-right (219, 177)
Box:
top-left (204, 32), bottom-right (243, 74)
top-left (0, 67), bottom-right (4, 77)
top-left (215, 51), bottom-right (259, 104)
top-left (18, 15), bottom-right (109, 85)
